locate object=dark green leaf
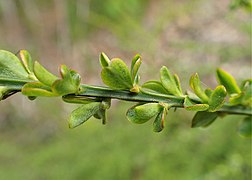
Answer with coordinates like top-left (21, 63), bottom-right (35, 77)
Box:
top-left (208, 85), bottom-right (227, 112)
top-left (191, 111), bottom-right (218, 128)
top-left (216, 68), bottom-right (241, 95)
top-left (101, 58), bottom-right (133, 90)
top-left (126, 103), bottom-right (162, 124)
top-left (153, 108), bottom-right (166, 132)
top-left (238, 116), bottom-right (251, 138)
top-left (69, 102), bottom-right (101, 128)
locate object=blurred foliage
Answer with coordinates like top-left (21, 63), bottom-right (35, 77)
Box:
top-left (0, 0), bottom-right (251, 179)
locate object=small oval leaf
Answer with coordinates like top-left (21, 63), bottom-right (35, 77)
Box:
top-left (126, 103), bottom-right (162, 124)
top-left (189, 73), bottom-right (209, 103)
top-left (69, 102), bottom-right (101, 128)
top-left (19, 50), bottom-right (34, 74)
top-left (208, 85), bottom-right (227, 112)
top-left (0, 50), bottom-right (29, 81)
top-left (216, 68), bottom-right (241, 95)
top-left (184, 96), bottom-right (209, 111)
top-left (22, 82), bottom-right (56, 97)
top-left (52, 65), bottom-right (81, 96)
top-left (141, 80), bottom-right (168, 94)
top-left (191, 111), bottom-right (218, 128)
top-left (160, 66), bottom-right (181, 96)
top-left (101, 58), bottom-right (133, 90)
top-left (34, 61), bottom-right (58, 86)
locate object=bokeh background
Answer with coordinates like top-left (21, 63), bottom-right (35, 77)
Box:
top-left (0, 0), bottom-right (251, 179)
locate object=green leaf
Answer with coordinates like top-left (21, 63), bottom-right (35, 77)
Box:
top-left (22, 82), bottom-right (56, 97)
top-left (173, 74), bottom-right (183, 95)
top-left (153, 108), bottom-right (166, 132)
top-left (34, 61), bottom-right (58, 86)
top-left (184, 96), bottom-right (209, 111)
top-left (101, 58), bottom-right (133, 90)
top-left (141, 80), bottom-right (168, 94)
top-left (19, 50), bottom-right (34, 74)
top-left (0, 50), bottom-right (30, 81)
top-left (190, 73), bottom-right (209, 103)
top-left (69, 102), bottom-right (101, 128)
top-left (52, 65), bottom-right (81, 96)
top-left (238, 116), bottom-right (251, 138)
top-left (126, 103), bottom-right (162, 124)
top-left (130, 54), bottom-right (142, 84)
top-left (100, 52), bottom-right (110, 68)
top-left (216, 68), bottom-right (241, 95)
top-left (208, 85), bottom-right (227, 112)
top-left (191, 111), bottom-right (218, 128)
top-left (160, 66), bottom-right (182, 96)
top-left (204, 88), bottom-right (213, 98)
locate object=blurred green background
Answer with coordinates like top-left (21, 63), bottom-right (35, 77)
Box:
top-left (0, 0), bottom-right (251, 179)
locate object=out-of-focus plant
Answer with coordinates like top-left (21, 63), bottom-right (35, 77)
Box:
top-left (0, 50), bottom-right (251, 137)
top-left (230, 0), bottom-right (252, 11)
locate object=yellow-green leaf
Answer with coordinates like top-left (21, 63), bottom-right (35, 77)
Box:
top-left (126, 103), bottom-right (162, 124)
top-left (34, 61), bottom-right (58, 86)
top-left (216, 68), bottom-right (241, 95)
top-left (22, 82), bottom-right (56, 97)
top-left (208, 85), bottom-right (227, 112)
top-left (190, 73), bottom-right (209, 103)
top-left (184, 96), bottom-right (209, 111)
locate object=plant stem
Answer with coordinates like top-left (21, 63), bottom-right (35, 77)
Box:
top-left (62, 84), bottom-right (252, 116)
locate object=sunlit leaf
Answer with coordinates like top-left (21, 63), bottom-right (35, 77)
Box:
top-left (22, 82), bottom-right (56, 97)
top-left (19, 50), bottom-right (34, 74)
top-left (216, 68), bottom-right (241, 95)
top-left (184, 96), bottom-right (209, 111)
top-left (100, 52), bottom-right (110, 68)
top-left (34, 61), bottom-right (58, 86)
top-left (189, 73), bottom-right (209, 103)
